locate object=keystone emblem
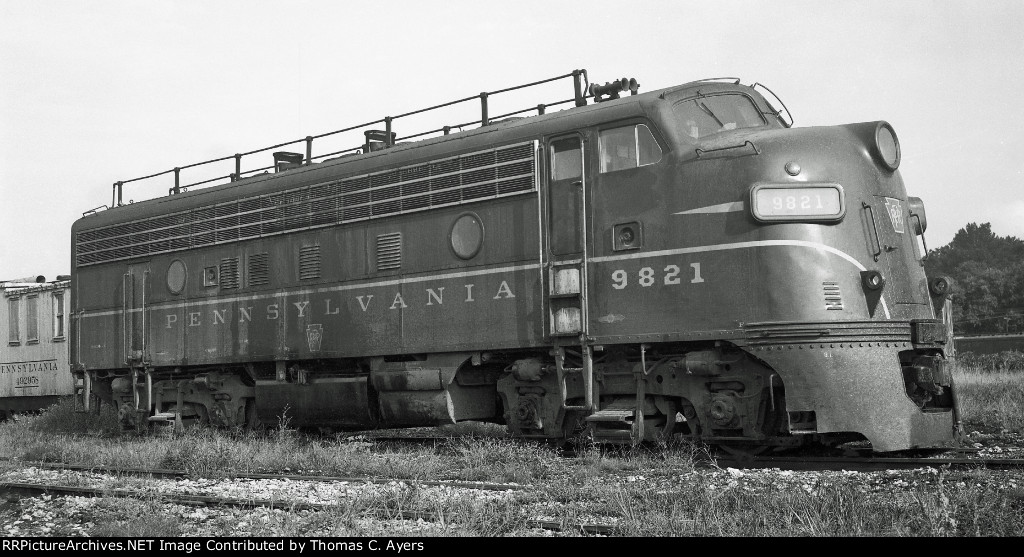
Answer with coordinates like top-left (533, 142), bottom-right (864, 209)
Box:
top-left (883, 197), bottom-right (905, 234)
top-left (306, 324), bottom-right (323, 352)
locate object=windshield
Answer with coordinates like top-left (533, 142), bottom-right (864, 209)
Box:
top-left (672, 93), bottom-right (766, 140)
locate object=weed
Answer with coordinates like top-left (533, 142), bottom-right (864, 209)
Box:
top-left (444, 437), bottom-right (556, 483)
top-left (86, 497), bottom-right (182, 537)
top-left (953, 362), bottom-right (1024, 432)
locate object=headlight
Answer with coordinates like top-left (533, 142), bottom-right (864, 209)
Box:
top-left (750, 183), bottom-right (846, 222)
top-left (874, 121), bottom-right (900, 171)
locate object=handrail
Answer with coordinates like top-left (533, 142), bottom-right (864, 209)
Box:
top-left (863, 202), bottom-right (883, 262)
top-left (108, 69), bottom-right (592, 209)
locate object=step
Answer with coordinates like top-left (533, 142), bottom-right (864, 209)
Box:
top-left (147, 412), bottom-right (177, 422)
top-left (584, 409), bottom-right (634, 423)
top-left (590, 430), bottom-right (634, 442)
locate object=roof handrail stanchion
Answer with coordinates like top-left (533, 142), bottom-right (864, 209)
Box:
top-left (107, 69), bottom-right (590, 203)
top-left (573, 69), bottom-right (588, 107)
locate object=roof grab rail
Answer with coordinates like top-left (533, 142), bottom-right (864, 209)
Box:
top-left (111, 69), bottom-right (594, 208)
top-left (83, 205), bottom-right (109, 217)
top-left (752, 82), bottom-right (794, 128)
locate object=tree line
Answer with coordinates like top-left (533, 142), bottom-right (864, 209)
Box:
top-left (924, 222), bottom-right (1024, 335)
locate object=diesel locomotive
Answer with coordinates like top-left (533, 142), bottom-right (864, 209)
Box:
top-left (70, 70), bottom-right (959, 452)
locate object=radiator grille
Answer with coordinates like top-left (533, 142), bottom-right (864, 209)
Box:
top-left (75, 141), bottom-right (536, 267)
top-left (376, 233), bottom-right (402, 271)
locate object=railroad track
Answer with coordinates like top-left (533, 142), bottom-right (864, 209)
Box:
top-left (5, 451), bottom-right (1022, 536)
top-left (0, 477), bottom-right (616, 535)
top-left (715, 453), bottom-right (1024, 471)
top-left (0, 460), bottom-right (525, 492)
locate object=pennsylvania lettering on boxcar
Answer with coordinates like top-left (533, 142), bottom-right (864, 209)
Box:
top-left (0, 360), bottom-right (59, 374)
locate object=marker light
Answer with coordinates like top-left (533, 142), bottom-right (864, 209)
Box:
top-left (862, 270), bottom-right (886, 291)
top-left (929, 276), bottom-right (951, 297)
top-left (908, 196), bottom-right (927, 235)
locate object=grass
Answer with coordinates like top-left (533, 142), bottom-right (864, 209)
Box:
top-left (952, 360), bottom-right (1024, 433)
top-left (0, 398), bottom-right (559, 484)
top-left (605, 472), bottom-right (1024, 536)
top-left (1, 357), bottom-right (1022, 536)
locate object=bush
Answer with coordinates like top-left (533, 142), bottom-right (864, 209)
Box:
top-left (955, 350), bottom-right (1024, 371)
top-left (23, 397), bottom-right (120, 434)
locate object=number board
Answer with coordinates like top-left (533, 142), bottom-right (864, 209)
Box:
top-left (750, 183), bottom-right (845, 222)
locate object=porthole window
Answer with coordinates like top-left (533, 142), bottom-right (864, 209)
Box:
top-left (450, 213), bottom-right (484, 259)
top-left (167, 259), bottom-right (187, 294)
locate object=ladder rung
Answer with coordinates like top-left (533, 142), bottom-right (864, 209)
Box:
top-left (547, 293), bottom-right (582, 299)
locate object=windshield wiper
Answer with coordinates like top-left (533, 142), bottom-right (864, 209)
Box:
top-left (697, 100), bottom-right (725, 127)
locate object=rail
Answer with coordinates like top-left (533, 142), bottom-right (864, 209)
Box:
top-left (106, 69), bottom-right (593, 211)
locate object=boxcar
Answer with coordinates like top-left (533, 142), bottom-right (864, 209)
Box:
top-left (1, 276), bottom-right (73, 418)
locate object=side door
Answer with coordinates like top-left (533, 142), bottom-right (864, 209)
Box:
top-left (866, 195), bottom-right (924, 309)
top-left (122, 262), bottom-right (151, 366)
top-left (544, 134), bottom-right (591, 338)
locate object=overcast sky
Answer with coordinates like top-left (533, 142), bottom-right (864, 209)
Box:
top-left (2, 0), bottom-right (1022, 281)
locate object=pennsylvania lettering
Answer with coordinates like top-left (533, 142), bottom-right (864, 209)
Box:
top-left (162, 280), bottom-right (518, 329)
top-left (0, 360), bottom-right (58, 374)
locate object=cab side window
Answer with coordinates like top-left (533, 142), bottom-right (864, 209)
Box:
top-left (599, 124), bottom-right (662, 173)
top-left (551, 138), bottom-right (583, 181)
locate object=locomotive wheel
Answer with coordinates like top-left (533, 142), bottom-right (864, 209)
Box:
top-left (656, 398), bottom-right (678, 441)
top-left (717, 443), bottom-right (769, 460)
top-left (648, 397), bottom-right (682, 444)
top-left (544, 410), bottom-right (587, 451)
top-left (115, 401), bottom-right (144, 433)
top-left (243, 399), bottom-right (262, 431)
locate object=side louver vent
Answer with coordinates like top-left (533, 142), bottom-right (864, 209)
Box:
top-left (220, 257), bottom-right (240, 289)
top-left (299, 245), bottom-right (321, 280)
top-left (823, 281), bottom-right (843, 310)
top-left (248, 253), bottom-right (269, 287)
top-left (376, 233), bottom-right (402, 271)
